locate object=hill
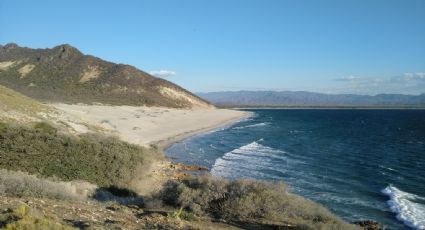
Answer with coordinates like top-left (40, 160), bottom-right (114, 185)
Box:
top-left (0, 43), bottom-right (211, 108)
top-left (198, 91), bottom-right (425, 107)
top-left (0, 84), bottom-right (52, 122)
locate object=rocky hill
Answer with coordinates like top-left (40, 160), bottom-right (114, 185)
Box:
top-left (0, 43), bottom-right (211, 108)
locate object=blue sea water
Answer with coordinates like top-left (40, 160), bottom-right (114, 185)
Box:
top-left (166, 109), bottom-right (425, 230)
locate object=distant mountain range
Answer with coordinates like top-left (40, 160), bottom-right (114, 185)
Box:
top-left (198, 91), bottom-right (425, 107)
top-left (0, 43), bottom-right (211, 108)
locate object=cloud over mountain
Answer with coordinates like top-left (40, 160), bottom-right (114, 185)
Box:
top-left (149, 70), bottom-right (176, 78)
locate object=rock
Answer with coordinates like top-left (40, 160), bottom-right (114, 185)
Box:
top-left (106, 204), bottom-right (121, 212)
top-left (353, 220), bottom-right (383, 230)
top-left (2, 208), bottom-right (13, 214)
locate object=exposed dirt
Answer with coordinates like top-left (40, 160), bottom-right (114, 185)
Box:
top-left (0, 195), bottom-right (240, 230)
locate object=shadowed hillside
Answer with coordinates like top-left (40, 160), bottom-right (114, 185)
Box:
top-left (0, 43), bottom-right (211, 108)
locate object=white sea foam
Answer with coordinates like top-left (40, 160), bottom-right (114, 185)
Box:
top-left (378, 164), bottom-right (398, 172)
top-left (232, 122), bottom-right (270, 130)
top-left (382, 185), bottom-right (425, 229)
top-left (315, 193), bottom-right (386, 210)
top-left (211, 140), bottom-right (299, 179)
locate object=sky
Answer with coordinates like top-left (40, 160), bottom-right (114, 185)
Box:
top-left (1, 0), bottom-right (425, 95)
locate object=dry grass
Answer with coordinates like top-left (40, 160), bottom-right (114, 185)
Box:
top-left (0, 85), bottom-right (52, 123)
top-left (0, 169), bottom-right (96, 201)
top-left (0, 85), bottom-right (50, 115)
top-left (0, 205), bottom-right (77, 230)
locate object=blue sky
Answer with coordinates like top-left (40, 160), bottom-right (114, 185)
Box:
top-left (1, 0), bottom-right (424, 94)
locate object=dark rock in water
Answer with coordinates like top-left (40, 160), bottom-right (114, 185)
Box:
top-left (353, 220), bottom-right (383, 230)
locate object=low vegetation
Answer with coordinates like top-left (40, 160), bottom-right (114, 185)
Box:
top-left (0, 85), bottom-right (52, 123)
top-left (0, 205), bottom-right (77, 230)
top-left (0, 121), bottom-right (161, 187)
top-left (0, 121), bottom-right (359, 229)
top-left (0, 169), bottom-right (96, 201)
top-left (155, 175), bottom-right (357, 230)
top-left (0, 85), bottom-right (50, 114)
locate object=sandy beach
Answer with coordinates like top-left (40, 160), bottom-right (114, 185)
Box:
top-left (52, 104), bottom-right (250, 148)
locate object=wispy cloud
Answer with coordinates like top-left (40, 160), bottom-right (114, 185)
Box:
top-left (149, 70), bottom-right (176, 78)
top-left (394, 72), bottom-right (425, 82)
top-left (333, 72), bottom-right (425, 95)
top-left (335, 75), bottom-right (360, 82)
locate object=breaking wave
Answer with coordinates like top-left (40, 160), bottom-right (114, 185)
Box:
top-left (382, 185), bottom-right (425, 229)
top-left (211, 140), bottom-right (299, 179)
top-left (232, 122), bottom-right (270, 130)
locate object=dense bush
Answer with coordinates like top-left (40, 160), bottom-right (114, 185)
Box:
top-left (0, 169), bottom-right (96, 200)
top-left (0, 122), bottom-right (161, 187)
top-left (157, 175), bottom-right (357, 230)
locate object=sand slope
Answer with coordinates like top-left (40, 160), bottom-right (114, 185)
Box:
top-left (52, 104), bottom-right (250, 147)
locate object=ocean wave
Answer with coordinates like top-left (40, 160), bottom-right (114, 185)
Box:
top-left (229, 140), bottom-right (296, 162)
top-left (211, 140), bottom-right (299, 179)
top-left (382, 185), bottom-right (425, 229)
top-left (315, 193), bottom-right (387, 211)
top-left (211, 157), bottom-right (279, 179)
top-left (232, 122), bottom-right (270, 130)
top-left (378, 164), bottom-right (398, 172)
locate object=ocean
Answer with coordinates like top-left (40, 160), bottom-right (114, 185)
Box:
top-left (166, 109), bottom-right (425, 229)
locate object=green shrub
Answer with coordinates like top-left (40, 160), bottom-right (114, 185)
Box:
top-left (33, 122), bottom-right (57, 134)
top-left (157, 175), bottom-right (357, 229)
top-left (0, 122), bottom-right (161, 187)
top-left (0, 122), bottom-right (7, 130)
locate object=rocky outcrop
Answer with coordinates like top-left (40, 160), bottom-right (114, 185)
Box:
top-left (354, 220), bottom-right (383, 230)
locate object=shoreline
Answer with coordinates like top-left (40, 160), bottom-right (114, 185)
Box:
top-left (228, 107), bottom-right (425, 110)
top-left (51, 104), bottom-right (251, 148)
top-left (154, 111), bottom-right (252, 150)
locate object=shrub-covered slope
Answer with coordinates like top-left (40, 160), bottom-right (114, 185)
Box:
top-left (156, 175), bottom-right (358, 230)
top-left (0, 43), bottom-right (211, 108)
top-left (0, 122), bottom-right (159, 187)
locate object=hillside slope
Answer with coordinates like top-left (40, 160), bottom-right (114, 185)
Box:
top-left (198, 91), bottom-right (425, 107)
top-left (0, 84), bottom-right (116, 137)
top-left (0, 43), bottom-right (211, 108)
top-left (0, 84), bottom-right (53, 122)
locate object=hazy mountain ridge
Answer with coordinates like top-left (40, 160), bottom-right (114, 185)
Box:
top-left (0, 43), bottom-right (211, 108)
top-left (198, 91), bottom-right (425, 107)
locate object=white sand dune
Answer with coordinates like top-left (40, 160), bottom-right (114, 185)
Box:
top-left (52, 104), bottom-right (250, 148)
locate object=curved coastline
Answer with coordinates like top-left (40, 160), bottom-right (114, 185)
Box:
top-left (156, 110), bottom-right (253, 149)
top-left (163, 110), bottom-right (422, 229)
